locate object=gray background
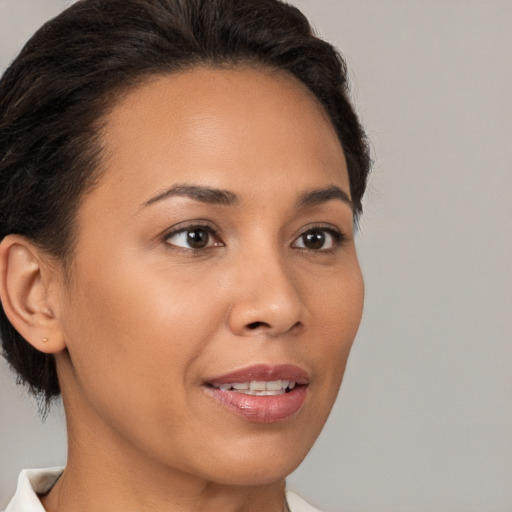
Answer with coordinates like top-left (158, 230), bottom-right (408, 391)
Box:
top-left (1, 1), bottom-right (511, 511)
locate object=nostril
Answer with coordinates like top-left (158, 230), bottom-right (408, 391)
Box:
top-left (247, 321), bottom-right (268, 330)
top-left (245, 320), bottom-right (303, 333)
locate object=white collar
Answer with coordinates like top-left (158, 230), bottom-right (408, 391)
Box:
top-left (4, 468), bottom-right (63, 512)
top-left (4, 468), bottom-right (322, 512)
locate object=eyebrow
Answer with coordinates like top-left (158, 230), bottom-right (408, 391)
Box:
top-left (142, 183), bottom-right (352, 210)
top-left (297, 185), bottom-right (353, 210)
top-left (142, 184), bottom-right (238, 208)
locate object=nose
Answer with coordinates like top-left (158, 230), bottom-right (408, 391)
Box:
top-left (227, 251), bottom-right (306, 337)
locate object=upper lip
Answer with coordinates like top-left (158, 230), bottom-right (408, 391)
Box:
top-left (206, 364), bottom-right (309, 386)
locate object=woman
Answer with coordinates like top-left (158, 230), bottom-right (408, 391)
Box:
top-left (0, 0), bottom-right (371, 511)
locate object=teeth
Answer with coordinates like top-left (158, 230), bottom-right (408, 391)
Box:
top-left (232, 382), bottom-right (250, 390)
top-left (266, 380), bottom-right (283, 391)
top-left (250, 381), bottom-right (266, 391)
top-left (213, 380), bottom-right (296, 394)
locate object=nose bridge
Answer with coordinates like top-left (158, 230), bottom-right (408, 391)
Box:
top-left (228, 240), bottom-right (304, 336)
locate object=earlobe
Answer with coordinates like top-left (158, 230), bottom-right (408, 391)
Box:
top-left (0, 234), bottom-right (66, 354)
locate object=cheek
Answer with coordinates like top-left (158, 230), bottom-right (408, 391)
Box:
top-left (307, 262), bottom-right (364, 390)
top-left (59, 255), bottom-right (224, 419)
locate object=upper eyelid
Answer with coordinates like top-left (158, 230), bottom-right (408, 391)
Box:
top-left (160, 220), bottom-right (346, 245)
top-left (162, 220), bottom-right (221, 238)
top-left (293, 223), bottom-right (344, 237)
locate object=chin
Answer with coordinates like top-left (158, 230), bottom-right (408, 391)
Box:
top-left (196, 434), bottom-right (314, 487)
top-left (208, 459), bottom-right (301, 487)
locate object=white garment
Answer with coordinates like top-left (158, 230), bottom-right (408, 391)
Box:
top-left (3, 468), bottom-right (322, 512)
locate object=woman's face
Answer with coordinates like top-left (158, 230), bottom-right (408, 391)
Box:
top-left (55, 66), bottom-right (364, 485)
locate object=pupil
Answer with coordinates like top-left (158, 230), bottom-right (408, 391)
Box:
top-left (304, 230), bottom-right (325, 249)
top-left (187, 229), bottom-right (209, 248)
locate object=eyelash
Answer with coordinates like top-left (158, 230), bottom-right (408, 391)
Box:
top-left (163, 221), bottom-right (223, 253)
top-left (292, 224), bottom-right (346, 254)
top-left (162, 222), bottom-right (346, 253)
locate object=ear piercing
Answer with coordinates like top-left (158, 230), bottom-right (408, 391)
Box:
top-left (41, 308), bottom-right (53, 344)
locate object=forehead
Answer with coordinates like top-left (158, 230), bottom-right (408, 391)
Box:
top-left (93, 65), bottom-right (349, 209)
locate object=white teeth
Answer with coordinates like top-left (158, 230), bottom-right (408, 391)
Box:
top-left (266, 380), bottom-right (283, 391)
top-left (213, 380), bottom-right (297, 394)
top-left (249, 381), bottom-right (266, 391)
top-left (232, 382), bottom-right (250, 390)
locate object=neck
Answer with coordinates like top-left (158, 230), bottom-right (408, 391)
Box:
top-left (42, 470), bottom-right (286, 512)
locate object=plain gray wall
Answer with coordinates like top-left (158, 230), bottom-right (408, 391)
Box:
top-left (1, 1), bottom-right (511, 511)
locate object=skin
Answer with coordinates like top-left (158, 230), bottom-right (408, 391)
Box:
top-left (2, 66), bottom-right (364, 512)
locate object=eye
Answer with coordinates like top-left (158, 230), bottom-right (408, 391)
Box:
top-left (292, 227), bottom-right (343, 251)
top-left (164, 225), bottom-right (223, 250)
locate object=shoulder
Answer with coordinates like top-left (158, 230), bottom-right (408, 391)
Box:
top-left (3, 468), bottom-right (63, 512)
top-left (286, 490), bottom-right (324, 512)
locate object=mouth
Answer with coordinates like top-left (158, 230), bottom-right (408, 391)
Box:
top-left (203, 364), bottom-right (309, 423)
top-left (210, 379), bottom-right (298, 396)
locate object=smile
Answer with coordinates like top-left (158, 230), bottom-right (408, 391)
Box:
top-left (212, 379), bottom-right (297, 395)
top-left (204, 365), bottom-right (309, 423)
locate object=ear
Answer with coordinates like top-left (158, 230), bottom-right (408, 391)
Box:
top-left (0, 234), bottom-right (66, 354)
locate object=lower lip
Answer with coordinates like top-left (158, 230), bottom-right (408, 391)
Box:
top-left (204, 386), bottom-right (307, 423)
